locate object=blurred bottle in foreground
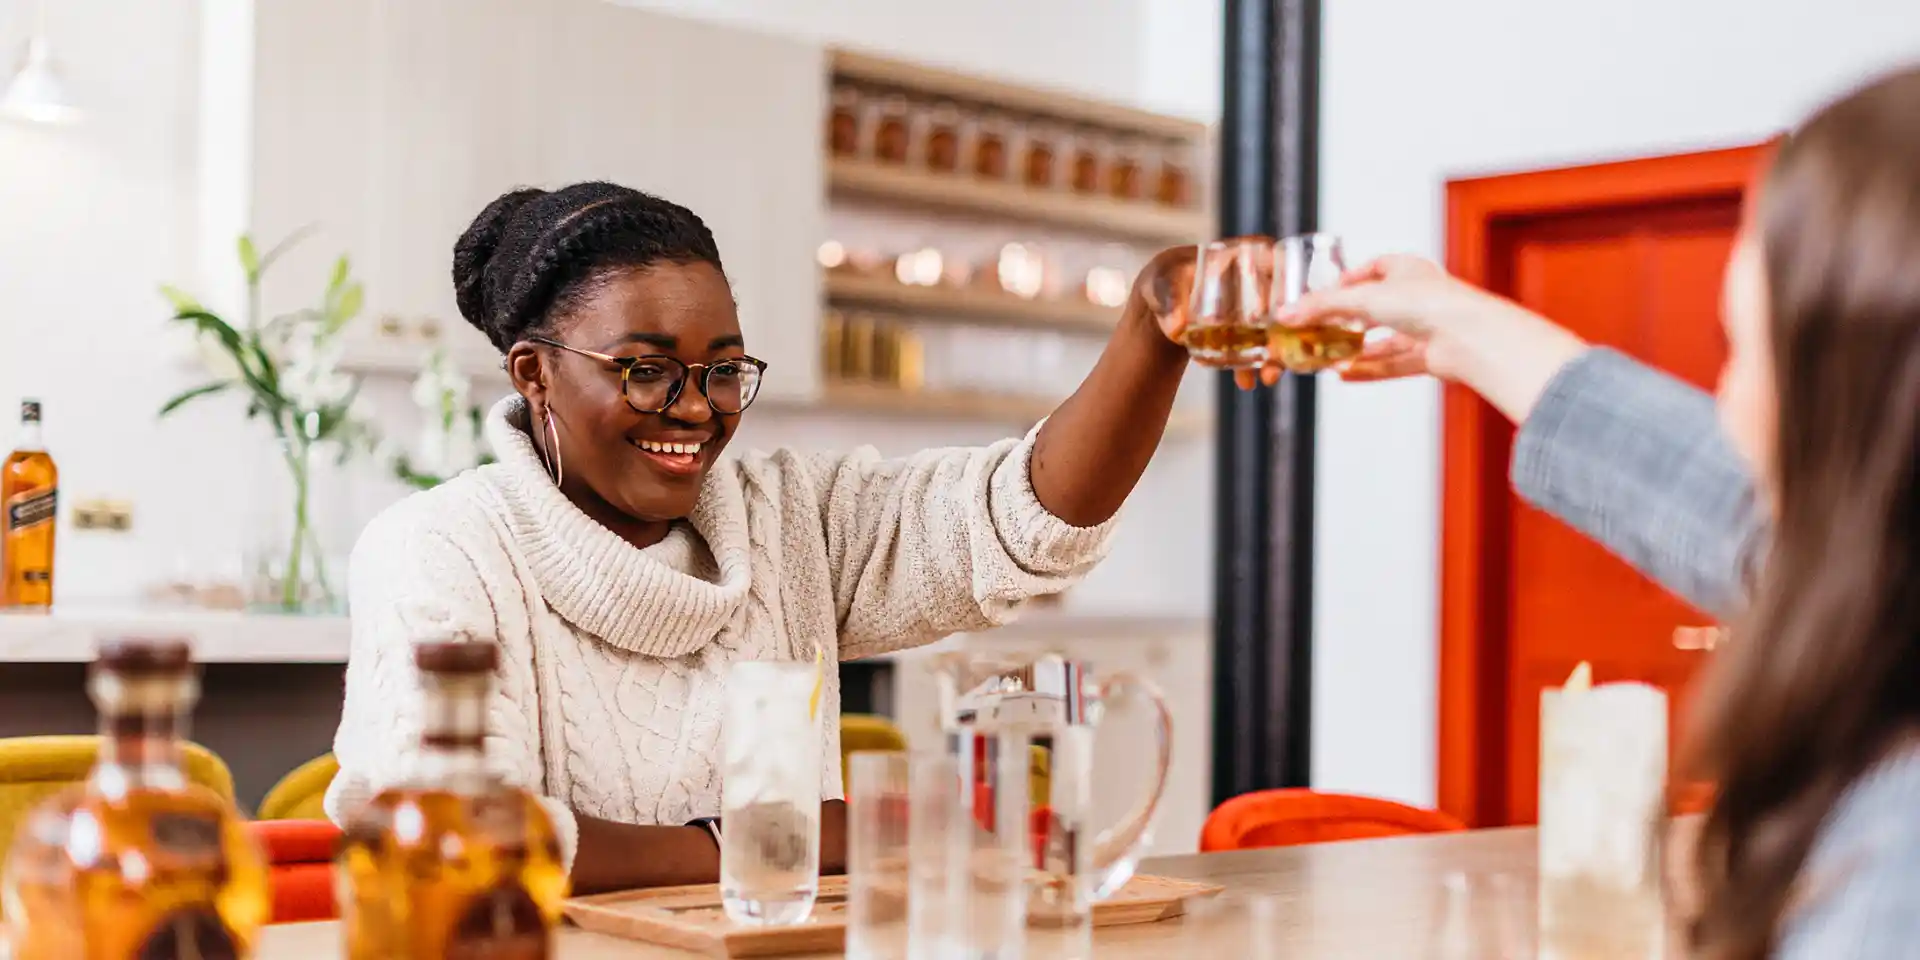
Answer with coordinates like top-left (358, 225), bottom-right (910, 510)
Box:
top-left (336, 638), bottom-right (568, 959)
top-left (2, 637), bottom-right (270, 958)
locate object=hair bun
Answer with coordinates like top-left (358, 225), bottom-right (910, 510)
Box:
top-left (453, 188), bottom-right (547, 343)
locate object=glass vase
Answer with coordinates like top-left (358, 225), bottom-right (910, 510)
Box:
top-left (244, 435), bottom-right (348, 614)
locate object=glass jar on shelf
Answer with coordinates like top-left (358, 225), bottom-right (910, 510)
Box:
top-left (971, 111), bottom-right (1016, 183)
top-left (870, 93), bottom-right (914, 166)
top-left (921, 101), bottom-right (965, 174)
top-left (828, 85), bottom-right (867, 158)
top-left (1108, 137), bottom-right (1149, 202)
top-left (1019, 120), bottom-right (1064, 192)
top-left (1155, 140), bottom-right (1199, 209)
top-left (821, 309), bottom-right (847, 381)
top-left (1067, 128), bottom-right (1108, 196)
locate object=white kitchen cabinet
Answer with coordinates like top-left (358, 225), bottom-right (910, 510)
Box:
top-left (206, 0), bottom-right (824, 393)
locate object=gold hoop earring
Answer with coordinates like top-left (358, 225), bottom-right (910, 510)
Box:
top-left (542, 408), bottom-right (565, 488)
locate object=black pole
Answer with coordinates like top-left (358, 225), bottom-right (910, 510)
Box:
top-left (1210, 0), bottom-right (1319, 806)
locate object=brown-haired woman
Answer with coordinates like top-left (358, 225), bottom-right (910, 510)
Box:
top-left (1278, 65), bottom-right (1920, 959)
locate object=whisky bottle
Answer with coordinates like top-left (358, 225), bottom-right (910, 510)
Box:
top-left (1, 637), bottom-right (271, 958)
top-left (2, 398), bottom-right (58, 608)
top-left (337, 639), bottom-right (569, 959)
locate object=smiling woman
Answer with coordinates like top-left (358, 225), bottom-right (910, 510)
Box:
top-left (323, 181), bottom-right (1197, 894)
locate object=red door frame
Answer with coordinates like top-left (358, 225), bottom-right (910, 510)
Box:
top-left (1437, 144), bottom-right (1770, 827)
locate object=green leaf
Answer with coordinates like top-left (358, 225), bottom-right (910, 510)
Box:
top-left (159, 284), bottom-right (202, 313)
top-left (327, 256), bottom-right (350, 297)
top-left (309, 379), bottom-right (364, 440)
top-left (157, 381), bottom-right (233, 417)
top-left (171, 309), bottom-right (245, 357)
top-left (237, 236), bottom-right (261, 280)
top-left (258, 223), bottom-right (320, 276)
top-left (327, 283), bottom-right (364, 333)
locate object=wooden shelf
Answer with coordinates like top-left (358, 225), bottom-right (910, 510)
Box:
top-left (828, 158), bottom-right (1210, 244)
top-left (799, 381), bottom-right (1210, 439)
top-left (825, 271), bottom-right (1119, 334)
top-left (830, 49), bottom-right (1209, 143)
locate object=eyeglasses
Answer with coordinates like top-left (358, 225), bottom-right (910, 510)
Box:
top-left (526, 336), bottom-right (768, 415)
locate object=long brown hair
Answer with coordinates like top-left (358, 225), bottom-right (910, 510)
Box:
top-left (1685, 64), bottom-right (1920, 959)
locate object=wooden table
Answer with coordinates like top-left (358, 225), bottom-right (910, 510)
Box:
top-left (257, 825), bottom-right (1672, 957)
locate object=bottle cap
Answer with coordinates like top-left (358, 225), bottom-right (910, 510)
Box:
top-left (414, 639), bottom-right (498, 675)
top-left (19, 399), bottom-right (41, 422)
top-left (94, 637), bottom-right (194, 675)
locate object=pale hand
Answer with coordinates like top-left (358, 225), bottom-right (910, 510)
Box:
top-left (1140, 249), bottom-right (1505, 389)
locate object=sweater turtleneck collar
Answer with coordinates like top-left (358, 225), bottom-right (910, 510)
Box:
top-left (479, 395), bottom-right (751, 658)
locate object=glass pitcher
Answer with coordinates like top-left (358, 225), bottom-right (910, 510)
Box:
top-left (930, 651), bottom-right (1173, 907)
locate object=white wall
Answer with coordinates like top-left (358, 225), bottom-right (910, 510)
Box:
top-left (0, 0), bottom-right (1220, 617)
top-left (609, 0), bottom-right (1148, 109)
top-left (1312, 0), bottom-right (1920, 806)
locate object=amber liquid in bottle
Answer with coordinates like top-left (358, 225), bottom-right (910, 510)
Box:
top-left (337, 640), bottom-right (568, 960)
top-left (1069, 141), bottom-right (1102, 195)
top-left (973, 119), bottom-right (1010, 181)
top-left (2, 398), bottom-right (58, 608)
top-left (1, 638), bottom-right (271, 959)
top-left (873, 98), bottom-right (912, 166)
top-left (828, 89), bottom-right (863, 157)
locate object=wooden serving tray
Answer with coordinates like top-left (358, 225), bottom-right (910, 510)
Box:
top-left (562, 873), bottom-right (1222, 958)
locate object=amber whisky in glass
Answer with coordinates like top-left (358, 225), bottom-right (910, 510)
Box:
top-left (336, 639), bottom-right (569, 959)
top-left (1, 637), bottom-right (271, 958)
top-left (1272, 233), bottom-right (1364, 374)
top-left (2, 398), bottom-right (58, 608)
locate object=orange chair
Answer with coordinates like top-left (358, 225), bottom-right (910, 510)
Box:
top-left (1200, 789), bottom-right (1467, 852)
top-left (248, 819), bottom-right (342, 923)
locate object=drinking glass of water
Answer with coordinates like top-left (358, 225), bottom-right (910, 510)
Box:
top-left (720, 660), bottom-right (822, 926)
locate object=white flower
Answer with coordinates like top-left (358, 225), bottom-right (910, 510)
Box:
top-left (282, 322), bottom-right (352, 411)
top-left (409, 349), bottom-right (474, 433)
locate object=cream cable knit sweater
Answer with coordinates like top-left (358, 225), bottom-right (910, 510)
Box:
top-left (324, 396), bottom-right (1116, 866)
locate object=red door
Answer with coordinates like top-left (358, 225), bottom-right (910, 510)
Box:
top-left (1438, 145), bottom-right (1768, 828)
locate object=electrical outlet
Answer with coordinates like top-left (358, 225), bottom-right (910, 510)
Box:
top-left (72, 498), bottom-right (133, 532)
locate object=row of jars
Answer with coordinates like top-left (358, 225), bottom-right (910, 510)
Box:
top-left (823, 310), bottom-right (1100, 400)
top-left (828, 83), bottom-right (1201, 210)
top-left (820, 240), bottom-right (1138, 309)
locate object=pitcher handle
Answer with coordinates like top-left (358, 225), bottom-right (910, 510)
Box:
top-left (1088, 671), bottom-right (1173, 900)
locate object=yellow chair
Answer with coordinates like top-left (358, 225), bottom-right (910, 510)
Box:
top-left (0, 735), bottom-right (236, 872)
top-left (839, 714), bottom-right (908, 785)
top-left (839, 714), bottom-right (1051, 810)
top-left (257, 753), bottom-right (339, 821)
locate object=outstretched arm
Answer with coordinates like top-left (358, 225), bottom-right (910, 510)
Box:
top-left (791, 247), bottom-right (1197, 659)
top-left (1027, 246), bottom-right (1196, 526)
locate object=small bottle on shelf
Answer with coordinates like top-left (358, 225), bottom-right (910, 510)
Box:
top-left (1020, 121), bottom-right (1063, 191)
top-left (971, 111), bottom-right (1015, 182)
top-left (1155, 141), bottom-right (1198, 209)
top-left (821, 309), bottom-right (847, 382)
top-left (871, 93), bottom-right (913, 166)
top-left (1, 637), bottom-right (271, 958)
top-left (828, 85), bottom-right (866, 158)
top-left (922, 101), bottom-right (964, 174)
top-left (336, 638), bottom-right (568, 959)
top-left (3, 398), bottom-right (59, 608)
top-left (1068, 128), bottom-right (1106, 196)
top-left (1108, 138), bottom-right (1148, 202)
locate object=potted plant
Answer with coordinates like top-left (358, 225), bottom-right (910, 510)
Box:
top-left (157, 231), bottom-right (376, 613)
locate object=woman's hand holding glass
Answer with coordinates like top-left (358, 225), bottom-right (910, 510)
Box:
top-left (1247, 252), bottom-right (1589, 423)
